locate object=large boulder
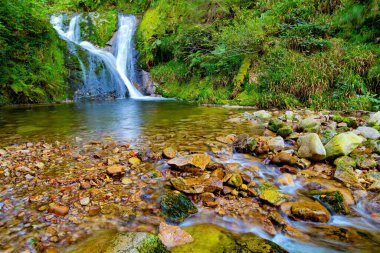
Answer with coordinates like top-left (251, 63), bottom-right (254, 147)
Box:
top-left (170, 175), bottom-right (223, 194)
top-left (297, 133), bottom-right (326, 161)
top-left (171, 224), bottom-right (287, 253)
top-left (168, 154), bottom-right (211, 172)
top-left (355, 126), bottom-right (380, 140)
top-left (325, 132), bottom-right (364, 159)
top-left (368, 111), bottom-right (380, 127)
top-left (159, 191), bottom-right (198, 222)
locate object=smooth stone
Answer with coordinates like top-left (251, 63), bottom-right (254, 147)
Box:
top-left (259, 183), bottom-right (289, 206)
top-left (170, 175), bottom-right (223, 194)
top-left (355, 126), bottom-right (380, 139)
top-left (252, 110), bottom-right (272, 120)
top-left (272, 151), bottom-right (298, 165)
top-left (277, 173), bottom-right (294, 185)
top-left (128, 157), bottom-right (141, 167)
top-left (49, 205), bottom-right (69, 216)
top-left (106, 165), bottom-right (124, 176)
top-left (158, 222), bottom-right (193, 248)
top-left (290, 200), bottom-right (331, 223)
top-left (368, 111), bottom-right (380, 126)
top-left (297, 133), bottom-right (326, 161)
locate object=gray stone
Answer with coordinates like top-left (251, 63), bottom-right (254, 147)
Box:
top-left (297, 133), bottom-right (326, 161)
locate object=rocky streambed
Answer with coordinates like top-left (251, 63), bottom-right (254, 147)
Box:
top-left (1, 109), bottom-right (380, 252)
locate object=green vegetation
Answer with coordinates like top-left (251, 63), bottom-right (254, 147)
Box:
top-left (138, 0), bottom-right (380, 110)
top-left (0, 0), bottom-right (379, 109)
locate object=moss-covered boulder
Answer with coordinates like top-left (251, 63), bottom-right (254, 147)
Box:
top-left (368, 111), bottom-right (380, 127)
top-left (268, 119), bottom-right (286, 132)
top-left (277, 125), bottom-right (293, 137)
top-left (170, 175), bottom-right (223, 194)
top-left (321, 130), bottom-right (337, 145)
top-left (297, 133), bottom-right (326, 161)
top-left (290, 200), bottom-right (331, 223)
top-left (325, 132), bottom-right (363, 159)
top-left (66, 230), bottom-right (167, 253)
top-left (171, 224), bottom-right (287, 253)
top-left (159, 191), bottom-right (198, 222)
top-left (334, 156), bottom-right (356, 168)
top-left (234, 134), bottom-right (258, 154)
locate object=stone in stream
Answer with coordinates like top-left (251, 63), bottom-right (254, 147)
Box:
top-left (167, 153), bottom-right (211, 172)
top-left (277, 173), bottom-right (294, 185)
top-left (252, 110), bottom-right (272, 120)
top-left (158, 222), bottom-right (193, 248)
top-left (162, 147), bottom-right (177, 159)
top-left (159, 191), bottom-right (198, 222)
top-left (297, 133), bottom-right (326, 161)
top-left (287, 200), bottom-right (331, 223)
top-left (325, 132), bottom-right (364, 159)
top-left (170, 175), bottom-right (223, 194)
top-left (334, 165), bottom-right (364, 189)
top-left (170, 224), bottom-right (287, 253)
top-left (277, 125), bottom-right (294, 137)
top-left (66, 230), bottom-right (167, 253)
top-left (268, 119), bottom-right (286, 132)
top-left (258, 183), bottom-right (289, 206)
top-left (49, 205), bottom-right (69, 216)
top-left (106, 165), bottom-right (124, 176)
top-left (234, 134), bottom-right (257, 153)
top-left (355, 126), bottom-right (380, 140)
top-left (271, 151), bottom-right (298, 165)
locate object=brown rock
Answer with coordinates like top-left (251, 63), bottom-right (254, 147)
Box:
top-left (49, 205), bottom-right (69, 216)
top-left (106, 165), bottom-right (124, 176)
top-left (210, 167), bottom-right (225, 180)
top-left (290, 200), bottom-right (331, 223)
top-left (88, 206), bottom-right (101, 216)
top-left (158, 222), bottom-right (193, 248)
top-left (80, 181), bottom-right (91, 190)
top-left (272, 152), bottom-right (298, 165)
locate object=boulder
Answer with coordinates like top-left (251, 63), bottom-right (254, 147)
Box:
top-left (308, 190), bottom-right (350, 214)
top-left (168, 154), bottom-right (211, 172)
top-left (334, 165), bottom-right (363, 189)
top-left (259, 183), bottom-right (289, 206)
top-left (368, 111), bottom-right (380, 127)
top-left (268, 119), bottom-right (285, 132)
top-left (272, 152), bottom-right (298, 165)
top-left (277, 126), bottom-right (294, 137)
top-left (159, 191), bottom-right (198, 222)
top-left (268, 136), bottom-right (285, 152)
top-left (325, 132), bottom-right (363, 159)
top-left (252, 110), bottom-right (272, 120)
top-left (170, 176), bottom-right (223, 194)
top-left (355, 126), bottom-right (380, 140)
top-left (297, 133), bottom-right (326, 161)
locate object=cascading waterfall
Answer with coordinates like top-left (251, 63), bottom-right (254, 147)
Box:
top-left (51, 13), bottom-right (145, 99)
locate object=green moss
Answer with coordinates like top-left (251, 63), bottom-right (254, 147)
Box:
top-left (159, 190), bottom-right (197, 222)
top-left (268, 118), bottom-right (286, 132)
top-left (309, 190), bottom-right (350, 215)
top-left (277, 125), bottom-right (294, 137)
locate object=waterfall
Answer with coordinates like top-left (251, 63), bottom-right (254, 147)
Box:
top-left (51, 13), bottom-right (144, 99)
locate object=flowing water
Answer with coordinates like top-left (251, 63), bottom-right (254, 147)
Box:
top-left (50, 14), bottom-right (147, 99)
top-left (1, 100), bottom-right (380, 252)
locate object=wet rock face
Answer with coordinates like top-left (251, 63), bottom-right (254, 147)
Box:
top-left (167, 154), bottom-right (211, 172)
top-left (159, 191), bottom-right (198, 222)
top-left (170, 224), bottom-right (287, 253)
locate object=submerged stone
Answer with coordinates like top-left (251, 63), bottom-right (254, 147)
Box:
top-left (309, 190), bottom-right (350, 215)
top-left (158, 222), bottom-right (193, 248)
top-left (171, 224), bottom-right (287, 253)
top-left (325, 132), bottom-right (363, 159)
top-left (297, 133), bottom-right (326, 161)
top-left (163, 147), bottom-right (177, 159)
top-left (159, 191), bottom-right (198, 222)
top-left (170, 175), bottom-right (223, 194)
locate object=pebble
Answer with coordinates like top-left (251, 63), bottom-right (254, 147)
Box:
top-left (80, 197), bottom-right (90, 206)
top-left (49, 205), bottom-right (69, 216)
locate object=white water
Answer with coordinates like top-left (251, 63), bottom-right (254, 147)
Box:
top-left (51, 14), bottom-right (154, 99)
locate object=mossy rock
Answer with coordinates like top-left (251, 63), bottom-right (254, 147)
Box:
top-left (309, 190), bottom-right (350, 215)
top-left (373, 125), bottom-right (380, 132)
top-left (234, 134), bottom-right (258, 154)
top-left (333, 114), bottom-right (344, 123)
top-left (321, 130), bottom-right (337, 145)
top-left (268, 119), bottom-right (286, 132)
top-left (159, 191), bottom-right (197, 222)
top-left (343, 117), bottom-right (357, 128)
top-left (334, 156), bottom-right (356, 168)
top-left (299, 118), bottom-right (321, 133)
top-left (325, 132), bottom-right (363, 159)
top-left (66, 230), bottom-right (167, 253)
top-left (277, 126), bottom-right (293, 137)
top-left (258, 183), bottom-right (289, 206)
top-left (171, 224), bottom-right (287, 253)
